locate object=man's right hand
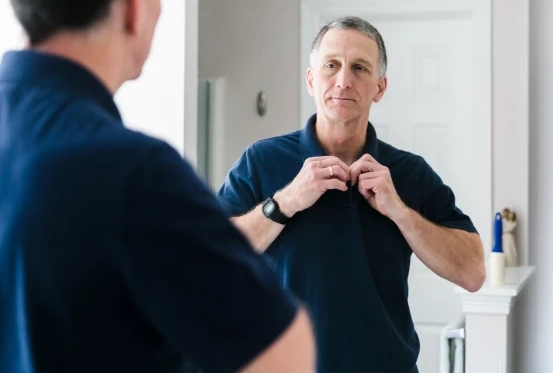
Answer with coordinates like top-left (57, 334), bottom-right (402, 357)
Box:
top-left (275, 156), bottom-right (350, 217)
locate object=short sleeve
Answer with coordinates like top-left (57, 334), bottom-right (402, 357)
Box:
top-left (120, 142), bottom-right (298, 373)
top-left (418, 157), bottom-right (478, 234)
top-left (217, 146), bottom-right (263, 216)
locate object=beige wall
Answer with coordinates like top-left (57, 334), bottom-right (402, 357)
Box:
top-left (519, 0), bottom-right (553, 371)
top-left (492, 0), bottom-right (529, 267)
top-left (493, 2), bottom-right (533, 370)
top-left (199, 0), bottom-right (301, 184)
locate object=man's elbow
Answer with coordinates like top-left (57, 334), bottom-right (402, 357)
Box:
top-left (463, 237), bottom-right (486, 292)
top-left (463, 263), bottom-right (486, 292)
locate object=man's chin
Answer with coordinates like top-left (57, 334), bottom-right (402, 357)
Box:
top-left (325, 108), bottom-right (358, 123)
top-left (128, 68), bottom-right (142, 81)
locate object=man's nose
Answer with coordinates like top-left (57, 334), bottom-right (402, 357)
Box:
top-left (336, 68), bottom-right (353, 89)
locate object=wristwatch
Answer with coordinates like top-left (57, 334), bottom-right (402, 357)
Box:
top-left (262, 196), bottom-right (292, 225)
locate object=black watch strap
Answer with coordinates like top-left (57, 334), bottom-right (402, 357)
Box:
top-left (262, 197), bottom-right (292, 225)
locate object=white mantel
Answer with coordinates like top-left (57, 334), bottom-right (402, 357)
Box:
top-left (454, 266), bottom-right (535, 373)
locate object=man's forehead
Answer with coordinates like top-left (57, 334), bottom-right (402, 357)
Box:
top-left (317, 28), bottom-right (379, 57)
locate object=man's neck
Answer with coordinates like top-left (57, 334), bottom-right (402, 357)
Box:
top-left (315, 117), bottom-right (368, 166)
top-left (33, 33), bottom-right (124, 94)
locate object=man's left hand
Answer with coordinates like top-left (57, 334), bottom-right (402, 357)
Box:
top-left (349, 154), bottom-right (406, 220)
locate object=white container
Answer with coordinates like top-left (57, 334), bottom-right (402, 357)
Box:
top-left (490, 252), bottom-right (505, 286)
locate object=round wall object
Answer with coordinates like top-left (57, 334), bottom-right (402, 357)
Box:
top-left (257, 91), bottom-right (268, 116)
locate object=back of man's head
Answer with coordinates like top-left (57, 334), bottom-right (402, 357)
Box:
top-left (10, 0), bottom-right (115, 46)
top-left (9, 0), bottom-right (162, 92)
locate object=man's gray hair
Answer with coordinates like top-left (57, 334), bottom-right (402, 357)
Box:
top-left (310, 16), bottom-right (388, 78)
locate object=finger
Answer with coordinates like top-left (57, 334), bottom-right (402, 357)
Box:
top-left (358, 178), bottom-right (380, 193)
top-left (350, 162), bottom-right (386, 185)
top-left (306, 159), bottom-right (348, 181)
top-left (354, 159), bottom-right (385, 173)
top-left (316, 164), bottom-right (349, 182)
top-left (357, 178), bottom-right (376, 199)
top-left (349, 163), bottom-right (364, 186)
top-left (306, 155), bottom-right (340, 165)
top-left (358, 170), bottom-right (389, 181)
top-left (323, 178), bottom-right (348, 192)
top-left (359, 187), bottom-right (374, 200)
top-left (359, 153), bottom-right (381, 165)
top-left (319, 157), bottom-right (350, 178)
top-left (349, 161), bottom-right (376, 185)
top-left (308, 156), bottom-right (339, 161)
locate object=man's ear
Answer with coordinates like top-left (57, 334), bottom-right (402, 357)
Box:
top-left (306, 67), bottom-right (315, 97)
top-left (123, 0), bottom-right (142, 35)
top-left (373, 76), bottom-right (388, 103)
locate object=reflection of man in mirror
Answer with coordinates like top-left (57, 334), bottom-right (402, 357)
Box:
top-left (219, 16), bottom-right (485, 373)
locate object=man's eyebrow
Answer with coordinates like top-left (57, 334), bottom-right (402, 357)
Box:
top-left (354, 58), bottom-right (374, 68)
top-left (321, 54), bottom-right (374, 68)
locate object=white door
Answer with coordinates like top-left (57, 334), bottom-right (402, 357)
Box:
top-left (301, 1), bottom-right (492, 372)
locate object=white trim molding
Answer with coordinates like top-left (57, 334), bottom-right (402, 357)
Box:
top-left (455, 265), bottom-right (535, 314)
top-left (455, 266), bottom-right (535, 373)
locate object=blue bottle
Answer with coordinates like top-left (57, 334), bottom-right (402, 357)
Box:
top-left (490, 212), bottom-right (505, 285)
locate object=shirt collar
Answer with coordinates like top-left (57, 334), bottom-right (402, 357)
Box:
top-left (299, 113), bottom-right (379, 161)
top-left (0, 50), bottom-right (122, 121)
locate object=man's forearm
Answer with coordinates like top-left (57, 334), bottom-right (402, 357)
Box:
top-left (230, 191), bottom-right (295, 253)
top-left (231, 204), bottom-right (285, 253)
top-left (240, 308), bottom-right (316, 373)
top-left (392, 206), bottom-right (485, 292)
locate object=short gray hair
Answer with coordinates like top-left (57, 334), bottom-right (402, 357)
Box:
top-left (310, 16), bottom-right (387, 78)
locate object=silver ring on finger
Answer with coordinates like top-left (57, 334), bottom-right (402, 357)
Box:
top-left (328, 165), bottom-right (334, 177)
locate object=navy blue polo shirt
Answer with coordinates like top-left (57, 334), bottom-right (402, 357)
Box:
top-left (0, 50), bottom-right (298, 373)
top-left (218, 115), bottom-right (477, 373)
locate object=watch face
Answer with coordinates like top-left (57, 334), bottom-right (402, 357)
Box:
top-left (263, 200), bottom-right (275, 215)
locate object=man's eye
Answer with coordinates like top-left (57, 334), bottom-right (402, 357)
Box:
top-left (355, 65), bottom-right (366, 71)
top-left (325, 63), bottom-right (335, 68)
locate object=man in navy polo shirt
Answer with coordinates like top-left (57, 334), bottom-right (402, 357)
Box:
top-left (0, 1), bottom-right (316, 372)
top-left (218, 16), bottom-right (486, 373)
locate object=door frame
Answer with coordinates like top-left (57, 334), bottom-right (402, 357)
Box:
top-left (184, 0), bottom-right (199, 166)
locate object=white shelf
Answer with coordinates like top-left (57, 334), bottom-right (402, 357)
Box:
top-left (454, 265), bottom-right (535, 297)
top-left (454, 266), bottom-right (535, 315)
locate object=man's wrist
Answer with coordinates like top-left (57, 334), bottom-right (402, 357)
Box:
top-left (389, 202), bottom-right (412, 225)
top-left (273, 190), bottom-right (296, 218)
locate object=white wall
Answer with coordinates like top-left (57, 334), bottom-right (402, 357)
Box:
top-left (517, 0), bottom-right (553, 371)
top-left (199, 0), bottom-right (301, 183)
top-left (492, 0), bottom-right (529, 266)
top-left (116, 1), bottom-right (194, 161)
top-left (0, 1), bottom-right (24, 53)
